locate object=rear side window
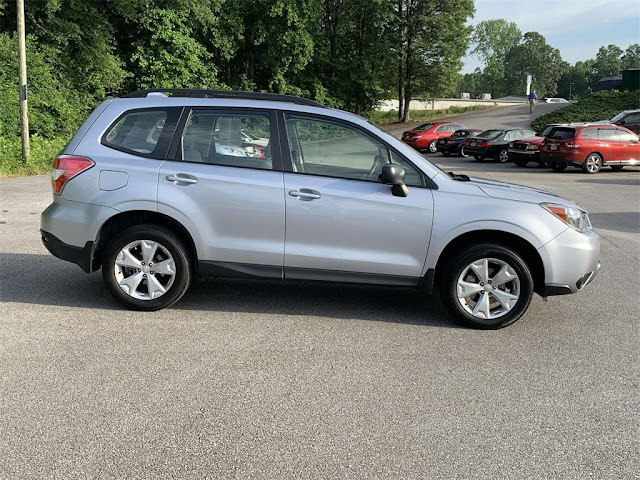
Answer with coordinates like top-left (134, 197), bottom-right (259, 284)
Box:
top-left (102, 108), bottom-right (182, 159)
top-left (581, 128), bottom-right (597, 139)
top-left (547, 127), bottom-right (576, 140)
top-left (597, 129), bottom-right (618, 141)
top-left (181, 110), bottom-right (272, 170)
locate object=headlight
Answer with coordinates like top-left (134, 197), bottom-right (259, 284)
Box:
top-left (526, 144), bottom-right (540, 150)
top-left (541, 203), bottom-right (592, 232)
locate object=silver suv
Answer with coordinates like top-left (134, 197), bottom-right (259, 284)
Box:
top-left (41, 89), bottom-right (601, 329)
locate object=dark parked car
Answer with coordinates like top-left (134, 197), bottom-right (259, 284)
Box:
top-left (508, 124), bottom-right (565, 167)
top-left (541, 124), bottom-right (640, 173)
top-left (609, 109), bottom-right (640, 134)
top-left (464, 128), bottom-right (536, 162)
top-left (436, 128), bottom-right (483, 156)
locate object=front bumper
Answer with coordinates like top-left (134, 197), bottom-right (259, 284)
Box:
top-left (538, 227), bottom-right (601, 296)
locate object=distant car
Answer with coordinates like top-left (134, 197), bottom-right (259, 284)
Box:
top-left (375, 101), bottom-right (397, 112)
top-left (402, 122), bottom-right (468, 153)
top-left (508, 124), bottom-right (565, 167)
top-left (609, 109), bottom-right (640, 134)
top-left (436, 128), bottom-right (483, 156)
top-left (544, 98), bottom-right (569, 104)
top-left (541, 124), bottom-right (640, 173)
top-left (463, 128), bottom-right (536, 163)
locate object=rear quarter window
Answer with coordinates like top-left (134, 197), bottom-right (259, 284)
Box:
top-left (102, 107), bottom-right (182, 159)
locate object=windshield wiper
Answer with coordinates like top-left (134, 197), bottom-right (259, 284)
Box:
top-left (448, 171), bottom-right (470, 182)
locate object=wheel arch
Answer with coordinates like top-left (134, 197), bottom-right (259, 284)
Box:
top-left (434, 229), bottom-right (545, 295)
top-left (92, 210), bottom-right (198, 273)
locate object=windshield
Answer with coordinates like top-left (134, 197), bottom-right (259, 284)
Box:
top-left (540, 125), bottom-right (554, 136)
top-left (413, 123), bottom-right (435, 132)
top-left (610, 112), bottom-right (627, 123)
top-left (477, 129), bottom-right (503, 139)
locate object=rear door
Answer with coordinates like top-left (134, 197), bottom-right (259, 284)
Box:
top-left (281, 112), bottom-right (433, 282)
top-left (157, 108), bottom-right (285, 276)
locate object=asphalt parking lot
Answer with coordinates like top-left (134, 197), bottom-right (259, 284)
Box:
top-left (1, 117), bottom-right (639, 478)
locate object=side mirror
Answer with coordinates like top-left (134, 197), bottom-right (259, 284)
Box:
top-left (380, 163), bottom-right (408, 197)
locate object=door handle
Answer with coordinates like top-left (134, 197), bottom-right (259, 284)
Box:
top-left (166, 174), bottom-right (198, 184)
top-left (288, 189), bottom-right (321, 199)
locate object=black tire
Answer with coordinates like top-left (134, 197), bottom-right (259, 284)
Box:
top-left (551, 163), bottom-right (566, 172)
top-left (102, 224), bottom-right (192, 311)
top-left (496, 148), bottom-right (509, 163)
top-left (460, 146), bottom-right (469, 158)
top-left (439, 243), bottom-right (534, 329)
top-left (514, 159), bottom-right (527, 167)
top-left (610, 165), bottom-right (624, 171)
top-left (583, 153), bottom-right (602, 174)
top-left (474, 154), bottom-right (484, 162)
top-left (428, 140), bottom-right (438, 154)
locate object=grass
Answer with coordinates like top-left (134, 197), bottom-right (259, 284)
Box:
top-left (364, 105), bottom-right (495, 126)
top-left (531, 90), bottom-right (640, 132)
top-left (0, 134), bottom-right (70, 177)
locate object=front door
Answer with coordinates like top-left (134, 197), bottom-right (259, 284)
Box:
top-left (281, 113), bottom-right (433, 283)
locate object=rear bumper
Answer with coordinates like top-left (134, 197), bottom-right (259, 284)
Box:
top-left (538, 227), bottom-right (601, 296)
top-left (41, 230), bottom-right (95, 273)
top-left (541, 153), bottom-right (582, 168)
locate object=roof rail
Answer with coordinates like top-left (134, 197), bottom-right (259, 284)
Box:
top-left (122, 89), bottom-right (325, 107)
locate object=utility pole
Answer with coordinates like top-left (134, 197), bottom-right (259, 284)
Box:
top-left (17, 0), bottom-right (30, 160)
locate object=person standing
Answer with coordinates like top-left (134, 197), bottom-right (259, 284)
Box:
top-left (529, 90), bottom-right (538, 113)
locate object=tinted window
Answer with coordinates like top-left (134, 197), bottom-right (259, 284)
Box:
top-left (547, 127), bottom-right (576, 140)
top-left (581, 128), bottom-right (597, 139)
top-left (478, 129), bottom-right (504, 139)
top-left (597, 129), bottom-right (618, 141)
top-left (181, 110), bottom-right (272, 170)
top-left (103, 108), bottom-right (181, 158)
top-left (622, 112), bottom-right (640, 124)
top-left (616, 129), bottom-right (638, 142)
top-left (413, 123), bottom-right (435, 132)
top-left (610, 111), bottom-right (628, 123)
top-left (540, 125), bottom-right (555, 136)
top-left (451, 130), bottom-right (468, 138)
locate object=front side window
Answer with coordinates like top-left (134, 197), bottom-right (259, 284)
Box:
top-left (616, 129), bottom-right (638, 142)
top-left (435, 125), bottom-right (451, 133)
top-left (103, 108), bottom-right (181, 158)
top-left (284, 114), bottom-right (424, 187)
top-left (181, 110), bottom-right (272, 170)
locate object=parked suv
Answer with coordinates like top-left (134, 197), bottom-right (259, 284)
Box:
top-left (41, 89), bottom-right (601, 329)
top-left (541, 124), bottom-right (640, 173)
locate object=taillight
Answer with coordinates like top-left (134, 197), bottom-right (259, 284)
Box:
top-left (52, 155), bottom-right (94, 194)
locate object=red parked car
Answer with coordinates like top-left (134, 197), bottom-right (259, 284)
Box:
top-left (541, 124), bottom-right (640, 173)
top-left (402, 122), bottom-right (468, 153)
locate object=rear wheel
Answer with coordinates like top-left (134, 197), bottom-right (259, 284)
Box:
top-left (610, 165), bottom-right (624, 172)
top-left (439, 243), bottom-right (534, 329)
top-left (428, 140), bottom-right (438, 153)
top-left (102, 224), bottom-right (192, 311)
top-left (583, 153), bottom-right (602, 174)
top-left (460, 146), bottom-right (469, 158)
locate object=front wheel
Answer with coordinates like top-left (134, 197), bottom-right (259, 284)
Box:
top-left (102, 224), bottom-right (192, 311)
top-left (439, 243), bottom-right (534, 329)
top-left (496, 149), bottom-right (509, 163)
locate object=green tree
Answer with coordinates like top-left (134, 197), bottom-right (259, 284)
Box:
top-left (556, 59), bottom-right (597, 99)
top-left (503, 32), bottom-right (567, 97)
top-left (594, 44), bottom-right (623, 77)
top-left (395, 0), bottom-right (474, 121)
top-left (621, 44), bottom-right (640, 69)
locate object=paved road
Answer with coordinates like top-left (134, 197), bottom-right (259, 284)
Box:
top-left (1, 105), bottom-right (639, 478)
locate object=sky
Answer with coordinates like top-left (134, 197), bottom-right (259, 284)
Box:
top-left (461, 0), bottom-right (640, 73)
